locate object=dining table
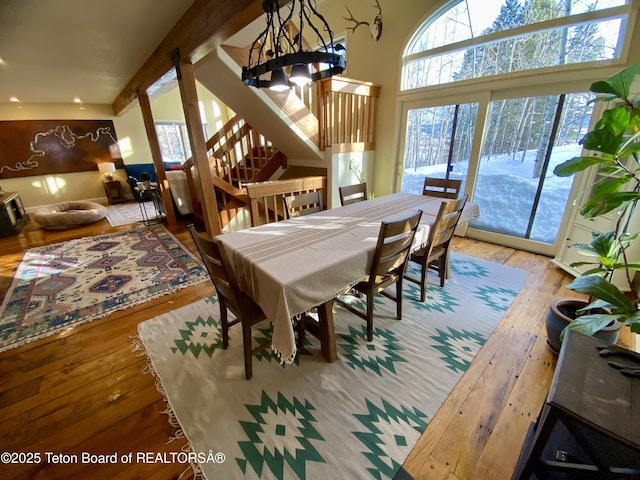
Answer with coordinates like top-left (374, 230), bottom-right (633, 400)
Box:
top-left (216, 192), bottom-right (480, 365)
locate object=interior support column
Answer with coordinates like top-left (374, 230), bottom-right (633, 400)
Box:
top-left (138, 91), bottom-right (177, 228)
top-left (174, 55), bottom-right (221, 236)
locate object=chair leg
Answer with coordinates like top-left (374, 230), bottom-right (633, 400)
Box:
top-left (219, 304), bottom-right (229, 348)
top-left (396, 278), bottom-right (403, 320)
top-left (296, 316), bottom-right (306, 347)
top-left (420, 258), bottom-right (428, 303)
top-left (366, 292), bottom-right (374, 342)
top-left (439, 256), bottom-right (446, 287)
top-left (242, 322), bottom-right (253, 380)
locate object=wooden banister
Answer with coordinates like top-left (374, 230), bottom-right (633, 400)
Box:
top-left (245, 175), bottom-right (327, 226)
top-left (317, 77), bottom-right (381, 150)
top-left (182, 114), bottom-right (285, 230)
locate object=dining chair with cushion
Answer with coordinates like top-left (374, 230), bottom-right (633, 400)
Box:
top-left (283, 190), bottom-right (323, 218)
top-left (405, 195), bottom-right (468, 302)
top-left (339, 182), bottom-right (368, 206)
top-left (188, 225), bottom-right (304, 379)
top-left (422, 177), bottom-right (462, 199)
top-left (335, 210), bottom-right (423, 341)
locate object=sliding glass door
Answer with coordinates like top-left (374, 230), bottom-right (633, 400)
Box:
top-left (399, 91), bottom-right (595, 254)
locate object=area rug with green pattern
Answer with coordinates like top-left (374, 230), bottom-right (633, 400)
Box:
top-left (136, 253), bottom-right (528, 479)
top-left (0, 225), bottom-right (207, 352)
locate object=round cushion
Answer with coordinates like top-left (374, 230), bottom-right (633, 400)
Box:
top-left (33, 201), bottom-right (107, 230)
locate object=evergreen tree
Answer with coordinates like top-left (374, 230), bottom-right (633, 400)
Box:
top-left (454, 0), bottom-right (612, 176)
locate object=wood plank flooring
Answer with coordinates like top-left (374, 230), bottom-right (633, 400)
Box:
top-left (0, 214), bottom-right (626, 479)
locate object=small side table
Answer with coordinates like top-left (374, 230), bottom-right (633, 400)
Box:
top-left (103, 180), bottom-right (126, 204)
top-left (512, 329), bottom-right (640, 479)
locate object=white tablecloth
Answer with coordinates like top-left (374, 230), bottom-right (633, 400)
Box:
top-left (217, 193), bottom-right (480, 363)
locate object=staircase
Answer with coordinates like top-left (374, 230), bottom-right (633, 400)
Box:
top-left (184, 44), bottom-right (381, 233)
top-left (183, 114), bottom-right (288, 230)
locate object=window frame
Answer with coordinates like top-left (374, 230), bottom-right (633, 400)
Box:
top-left (401, 2), bottom-right (636, 92)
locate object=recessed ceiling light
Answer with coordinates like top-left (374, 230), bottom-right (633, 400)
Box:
top-left (73, 97), bottom-right (82, 103)
top-left (9, 96), bottom-right (19, 102)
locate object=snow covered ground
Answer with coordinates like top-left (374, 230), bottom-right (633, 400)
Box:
top-left (401, 144), bottom-right (582, 243)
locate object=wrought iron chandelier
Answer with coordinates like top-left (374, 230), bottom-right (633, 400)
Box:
top-left (242, 0), bottom-right (346, 91)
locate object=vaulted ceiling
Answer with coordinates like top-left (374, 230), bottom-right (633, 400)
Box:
top-left (0, 0), bottom-right (264, 110)
top-left (0, 0), bottom-right (195, 105)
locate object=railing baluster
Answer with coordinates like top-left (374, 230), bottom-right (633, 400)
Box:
top-left (245, 176), bottom-right (327, 227)
top-left (317, 77), bottom-right (380, 150)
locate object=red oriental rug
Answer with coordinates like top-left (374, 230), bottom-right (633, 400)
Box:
top-left (0, 225), bottom-right (208, 352)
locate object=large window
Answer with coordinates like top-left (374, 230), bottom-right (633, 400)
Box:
top-left (401, 102), bottom-right (478, 195)
top-left (155, 122), bottom-right (209, 164)
top-left (469, 92), bottom-right (594, 244)
top-left (398, 0), bottom-right (637, 255)
top-left (402, 0), bottom-right (631, 90)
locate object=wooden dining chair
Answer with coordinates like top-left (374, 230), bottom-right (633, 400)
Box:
top-left (422, 177), bottom-right (462, 199)
top-left (188, 225), bottom-right (304, 379)
top-left (335, 210), bottom-right (422, 341)
top-left (283, 190), bottom-right (323, 218)
top-left (405, 195), bottom-right (468, 302)
top-left (339, 183), bottom-right (368, 206)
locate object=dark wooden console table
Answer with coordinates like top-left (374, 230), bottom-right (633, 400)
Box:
top-left (513, 329), bottom-right (640, 479)
top-left (103, 180), bottom-right (127, 204)
top-left (0, 191), bottom-right (28, 237)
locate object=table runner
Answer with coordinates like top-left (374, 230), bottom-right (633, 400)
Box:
top-left (218, 193), bottom-right (480, 363)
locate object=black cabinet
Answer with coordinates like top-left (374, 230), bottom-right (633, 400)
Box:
top-left (0, 192), bottom-right (28, 237)
top-left (513, 329), bottom-right (640, 479)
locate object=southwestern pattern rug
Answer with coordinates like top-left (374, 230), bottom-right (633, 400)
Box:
top-left (136, 253), bottom-right (529, 480)
top-left (0, 226), bottom-right (207, 352)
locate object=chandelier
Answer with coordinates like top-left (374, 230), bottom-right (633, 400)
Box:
top-left (242, 0), bottom-right (346, 91)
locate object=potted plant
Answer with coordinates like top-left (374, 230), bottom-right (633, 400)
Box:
top-left (140, 172), bottom-right (152, 189)
top-left (549, 63), bottom-right (640, 350)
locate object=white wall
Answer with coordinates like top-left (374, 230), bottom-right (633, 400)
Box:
top-left (316, 0), bottom-right (445, 197)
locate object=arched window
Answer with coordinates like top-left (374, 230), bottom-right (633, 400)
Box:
top-left (402, 0), bottom-right (631, 90)
top-left (396, 0), bottom-right (638, 255)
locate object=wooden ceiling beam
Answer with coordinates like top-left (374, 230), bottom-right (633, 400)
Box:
top-left (112, 0), bottom-right (263, 115)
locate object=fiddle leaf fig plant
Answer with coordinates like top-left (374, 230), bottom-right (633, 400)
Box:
top-left (553, 63), bottom-right (640, 337)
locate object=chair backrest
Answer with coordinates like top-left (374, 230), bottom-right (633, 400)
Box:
top-left (188, 224), bottom-right (243, 313)
top-left (126, 176), bottom-right (141, 202)
top-left (370, 210), bottom-right (423, 280)
top-left (427, 194), bottom-right (468, 254)
top-left (283, 190), bottom-right (323, 219)
top-left (339, 183), bottom-right (368, 206)
top-left (422, 178), bottom-right (462, 199)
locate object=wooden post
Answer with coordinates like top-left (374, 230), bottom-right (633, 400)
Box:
top-left (174, 55), bottom-right (221, 236)
top-left (112, 0), bottom-right (263, 116)
top-left (137, 92), bottom-right (177, 228)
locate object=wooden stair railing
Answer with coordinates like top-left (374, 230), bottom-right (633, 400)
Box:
top-left (181, 75), bottom-right (379, 232)
top-left (317, 77), bottom-right (381, 151)
top-left (183, 114), bottom-right (287, 230)
top-left (244, 175), bottom-right (327, 227)
top-left (220, 44), bottom-right (380, 153)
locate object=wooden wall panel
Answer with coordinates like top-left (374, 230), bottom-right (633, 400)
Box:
top-left (0, 120), bottom-right (122, 179)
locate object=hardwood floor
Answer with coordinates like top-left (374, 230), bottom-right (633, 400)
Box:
top-left (0, 214), bottom-right (623, 479)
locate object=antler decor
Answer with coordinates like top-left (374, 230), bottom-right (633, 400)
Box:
top-left (344, 0), bottom-right (382, 41)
